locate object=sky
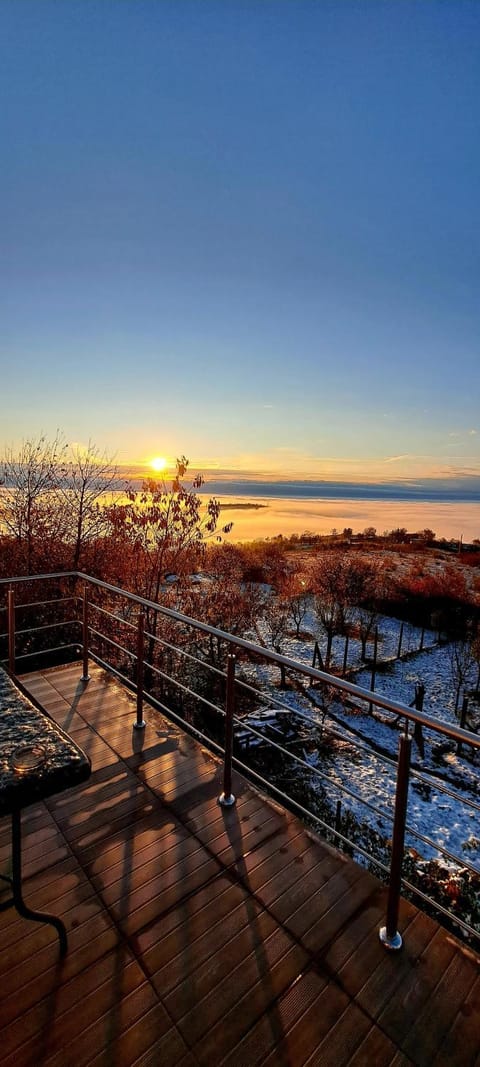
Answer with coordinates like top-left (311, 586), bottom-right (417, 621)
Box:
top-left (1, 0), bottom-right (479, 493)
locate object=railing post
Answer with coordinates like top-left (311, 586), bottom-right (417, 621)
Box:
top-left (81, 586), bottom-right (90, 682)
top-left (218, 653), bottom-right (236, 807)
top-left (8, 587), bottom-right (15, 674)
top-left (134, 611), bottom-right (146, 729)
top-left (379, 731), bottom-right (412, 951)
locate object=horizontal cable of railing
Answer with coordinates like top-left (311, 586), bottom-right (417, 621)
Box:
top-left (5, 596), bottom-right (76, 612)
top-left (229, 713), bottom-right (480, 878)
top-left (86, 601), bottom-right (139, 631)
top-left (232, 669), bottom-right (480, 812)
top-left (400, 875), bottom-right (478, 941)
top-left (88, 650), bottom-right (227, 755)
top-left (230, 702), bottom-right (480, 875)
top-left (229, 747), bottom-right (393, 877)
top-left (401, 821), bottom-right (480, 878)
top-left (230, 714), bottom-right (394, 823)
top-left (5, 619), bottom-right (78, 639)
top-left (88, 627), bottom-right (228, 721)
top-left (88, 627), bottom-right (137, 661)
top-left (228, 749), bottom-right (480, 943)
top-left (0, 642), bottom-right (80, 665)
top-left (142, 628), bottom-right (227, 680)
top-left (234, 669), bottom-right (401, 756)
top-left (142, 658), bottom-right (227, 719)
top-left (84, 597), bottom-right (234, 682)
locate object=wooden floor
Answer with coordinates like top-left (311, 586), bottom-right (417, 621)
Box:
top-left (0, 664), bottom-right (479, 1067)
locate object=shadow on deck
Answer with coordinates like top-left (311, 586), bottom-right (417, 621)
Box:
top-left (0, 663), bottom-right (479, 1066)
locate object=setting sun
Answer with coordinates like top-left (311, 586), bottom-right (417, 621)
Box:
top-left (150, 456), bottom-right (167, 473)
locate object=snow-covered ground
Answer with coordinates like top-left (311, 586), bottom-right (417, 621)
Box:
top-left (238, 609), bottom-right (480, 877)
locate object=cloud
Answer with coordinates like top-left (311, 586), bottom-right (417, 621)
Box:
top-left (448, 428), bottom-right (478, 439)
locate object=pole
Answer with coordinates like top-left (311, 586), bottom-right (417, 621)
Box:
top-left (412, 682), bottom-right (425, 758)
top-left (134, 611), bottom-right (146, 729)
top-left (371, 628), bottom-right (378, 688)
top-left (457, 697), bottom-right (468, 756)
top-left (8, 587), bottom-right (15, 674)
top-left (397, 622), bottom-right (404, 659)
top-left (342, 635), bottom-right (349, 677)
top-left (369, 627), bottom-right (377, 714)
top-left (379, 732), bottom-right (412, 950)
top-left (81, 586), bottom-right (90, 682)
top-left (218, 653), bottom-right (236, 807)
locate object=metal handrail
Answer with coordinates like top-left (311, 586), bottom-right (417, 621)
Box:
top-left (2, 570), bottom-right (480, 949)
top-left (2, 569), bottom-right (477, 748)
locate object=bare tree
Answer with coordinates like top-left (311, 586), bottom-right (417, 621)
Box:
top-left (310, 552), bottom-right (374, 669)
top-left (280, 572), bottom-right (310, 637)
top-left (0, 433), bottom-right (68, 572)
top-left (60, 441), bottom-right (120, 569)
top-left (472, 629), bottom-right (480, 695)
top-left (261, 591), bottom-right (291, 687)
top-left (184, 545), bottom-right (263, 667)
top-left (354, 559), bottom-right (386, 661)
top-left (449, 635), bottom-right (475, 714)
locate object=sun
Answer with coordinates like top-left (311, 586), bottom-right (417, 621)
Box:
top-left (150, 456), bottom-right (168, 473)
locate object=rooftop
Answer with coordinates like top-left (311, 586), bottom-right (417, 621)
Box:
top-left (1, 661), bottom-right (479, 1066)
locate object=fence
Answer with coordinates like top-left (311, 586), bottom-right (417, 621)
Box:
top-left (1, 570), bottom-right (479, 950)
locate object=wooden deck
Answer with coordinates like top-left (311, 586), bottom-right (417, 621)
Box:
top-left (0, 663), bottom-right (479, 1066)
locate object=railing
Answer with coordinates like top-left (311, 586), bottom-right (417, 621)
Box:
top-left (1, 571), bottom-right (479, 950)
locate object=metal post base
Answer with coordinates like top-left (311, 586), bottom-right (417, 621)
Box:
top-left (1, 810), bottom-right (68, 955)
top-left (218, 792), bottom-right (236, 807)
top-left (81, 675), bottom-right (90, 683)
top-left (133, 720), bottom-right (146, 730)
top-left (379, 925), bottom-right (403, 951)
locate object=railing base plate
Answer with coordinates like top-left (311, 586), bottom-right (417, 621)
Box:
top-left (218, 792), bottom-right (236, 808)
top-left (379, 926), bottom-right (403, 951)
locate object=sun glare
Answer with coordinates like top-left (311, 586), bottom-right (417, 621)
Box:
top-left (150, 456), bottom-right (167, 473)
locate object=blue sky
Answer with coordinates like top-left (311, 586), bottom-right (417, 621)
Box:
top-left (1, 0), bottom-right (479, 489)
